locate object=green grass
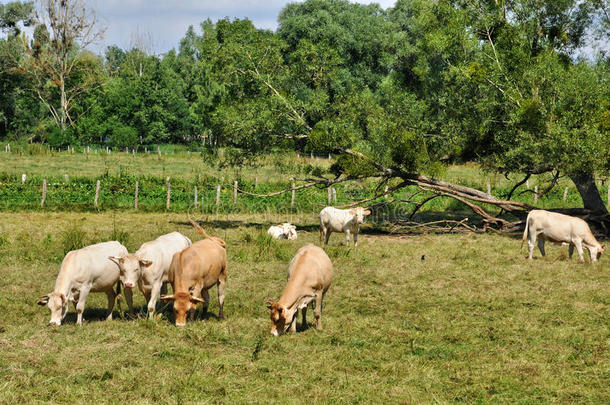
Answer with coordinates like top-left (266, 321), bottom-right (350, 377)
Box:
top-left (0, 212), bottom-right (608, 403)
top-left (0, 148), bottom-right (605, 214)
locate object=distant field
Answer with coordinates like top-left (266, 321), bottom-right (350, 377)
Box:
top-left (0, 212), bottom-right (607, 403)
top-left (0, 146), bottom-right (602, 214)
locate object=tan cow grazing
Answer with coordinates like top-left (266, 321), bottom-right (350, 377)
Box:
top-left (267, 244), bottom-right (333, 336)
top-left (37, 241), bottom-right (130, 326)
top-left (522, 210), bottom-right (604, 262)
top-left (161, 220), bottom-right (227, 327)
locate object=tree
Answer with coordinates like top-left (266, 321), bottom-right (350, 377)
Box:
top-left (18, 0), bottom-right (105, 130)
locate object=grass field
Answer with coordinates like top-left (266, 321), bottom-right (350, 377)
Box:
top-left (0, 212), bottom-right (608, 403)
top-left (1, 147), bottom-right (604, 215)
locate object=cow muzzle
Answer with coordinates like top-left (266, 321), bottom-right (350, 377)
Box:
top-left (49, 320), bottom-right (60, 326)
top-left (124, 282), bottom-right (134, 289)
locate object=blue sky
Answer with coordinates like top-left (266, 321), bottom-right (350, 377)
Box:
top-left (88, 0), bottom-right (397, 54)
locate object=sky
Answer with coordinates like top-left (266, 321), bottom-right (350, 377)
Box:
top-left (88, 0), bottom-right (397, 54)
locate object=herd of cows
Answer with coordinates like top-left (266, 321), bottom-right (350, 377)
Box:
top-left (37, 206), bottom-right (604, 335)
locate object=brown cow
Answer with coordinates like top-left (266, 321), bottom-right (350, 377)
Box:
top-left (267, 244), bottom-right (333, 336)
top-left (161, 219), bottom-right (227, 326)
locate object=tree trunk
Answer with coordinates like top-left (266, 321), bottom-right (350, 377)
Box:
top-left (60, 75), bottom-right (67, 130)
top-left (569, 172), bottom-right (608, 213)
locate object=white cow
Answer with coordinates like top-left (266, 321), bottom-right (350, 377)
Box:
top-left (37, 241), bottom-right (129, 326)
top-left (522, 210), bottom-right (604, 262)
top-left (319, 206), bottom-right (371, 246)
top-left (267, 223), bottom-right (298, 240)
top-left (109, 231), bottom-right (192, 319)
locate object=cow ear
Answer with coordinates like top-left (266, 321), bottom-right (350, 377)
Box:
top-left (349, 209), bottom-right (356, 215)
top-left (139, 259), bottom-right (153, 267)
top-left (60, 293), bottom-right (66, 307)
top-left (37, 294), bottom-right (50, 306)
top-left (108, 256), bottom-right (124, 266)
top-left (160, 294), bottom-right (175, 302)
top-left (363, 210), bottom-right (371, 216)
top-left (290, 225), bottom-right (296, 230)
top-left (265, 299), bottom-right (274, 310)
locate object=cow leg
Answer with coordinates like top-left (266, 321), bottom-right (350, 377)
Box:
top-left (301, 306), bottom-right (307, 329)
top-left (147, 282), bottom-right (162, 320)
top-left (289, 313), bottom-right (297, 333)
top-left (217, 271), bottom-right (226, 320)
top-left (527, 232), bottom-right (537, 259)
top-left (105, 288), bottom-right (116, 321)
top-left (314, 292), bottom-right (324, 331)
top-left (353, 231), bottom-right (359, 247)
top-left (324, 229), bottom-right (331, 246)
top-left (568, 244), bottom-right (574, 259)
top-left (202, 289), bottom-right (210, 314)
top-left (537, 238), bottom-right (546, 257)
top-left (344, 229), bottom-right (351, 246)
top-left (75, 287), bottom-right (91, 326)
top-left (574, 240), bottom-right (585, 262)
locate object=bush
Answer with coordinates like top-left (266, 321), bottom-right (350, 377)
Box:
top-left (47, 126), bottom-right (76, 149)
top-left (109, 124), bottom-right (138, 149)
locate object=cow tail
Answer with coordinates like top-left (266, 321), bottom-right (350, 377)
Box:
top-left (115, 281), bottom-right (122, 305)
top-left (521, 212), bottom-right (531, 250)
top-left (188, 211), bottom-right (211, 238)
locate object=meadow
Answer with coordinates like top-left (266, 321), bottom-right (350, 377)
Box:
top-left (0, 145), bottom-right (601, 215)
top-left (0, 211), bottom-right (608, 403)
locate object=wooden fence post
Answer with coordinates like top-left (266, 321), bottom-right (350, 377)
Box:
top-left (134, 181), bottom-right (139, 210)
top-left (21, 174), bottom-right (26, 184)
top-left (291, 178), bottom-right (295, 208)
top-left (194, 186), bottom-right (198, 208)
top-left (563, 187), bottom-right (568, 202)
top-left (216, 185), bottom-right (221, 208)
top-left (534, 185), bottom-right (538, 204)
top-left (327, 186), bottom-right (332, 205)
top-left (255, 177), bottom-right (258, 191)
top-left (233, 181), bottom-right (238, 204)
top-left (526, 179), bottom-right (530, 189)
top-left (40, 179), bottom-right (47, 207)
top-left (166, 178), bottom-right (171, 210)
top-left (94, 180), bottom-right (100, 207)
top-left (486, 183), bottom-right (491, 197)
top-left (332, 187), bottom-right (337, 203)
top-left (64, 174), bottom-right (69, 184)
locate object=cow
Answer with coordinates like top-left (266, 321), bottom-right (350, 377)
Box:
top-left (161, 220), bottom-right (227, 327)
top-left (522, 210), bottom-right (604, 262)
top-left (267, 223), bottom-right (298, 240)
top-left (319, 206), bottom-right (371, 246)
top-left (267, 244), bottom-right (332, 336)
top-left (108, 232), bottom-right (192, 319)
top-left (37, 241), bottom-right (130, 326)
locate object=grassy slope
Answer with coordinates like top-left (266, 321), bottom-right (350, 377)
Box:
top-left (0, 212), bottom-right (608, 403)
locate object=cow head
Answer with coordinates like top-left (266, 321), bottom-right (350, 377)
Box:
top-left (282, 223), bottom-right (298, 240)
top-left (349, 207), bottom-right (372, 225)
top-left (596, 245), bottom-right (604, 261)
top-left (161, 293), bottom-right (204, 327)
top-left (37, 292), bottom-right (68, 326)
top-left (109, 254), bottom-right (152, 289)
top-left (267, 300), bottom-right (296, 336)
